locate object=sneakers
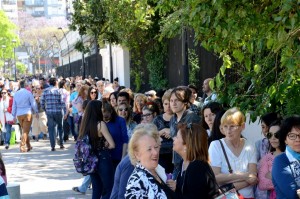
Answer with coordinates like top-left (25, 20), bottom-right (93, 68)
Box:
top-left (60, 145), bottom-right (65, 149)
top-left (51, 148), bottom-right (55, 151)
top-left (72, 187), bottom-right (85, 194)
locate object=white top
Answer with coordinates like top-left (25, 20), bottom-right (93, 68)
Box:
top-left (209, 138), bottom-right (257, 198)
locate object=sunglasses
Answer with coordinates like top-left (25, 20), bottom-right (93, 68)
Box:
top-left (1, 92), bottom-right (7, 94)
top-left (266, 132), bottom-right (279, 139)
top-left (142, 113), bottom-right (153, 118)
top-left (118, 108), bottom-right (128, 112)
top-left (146, 94), bottom-right (154, 97)
top-left (90, 91), bottom-right (97, 94)
top-left (36, 88), bottom-right (41, 90)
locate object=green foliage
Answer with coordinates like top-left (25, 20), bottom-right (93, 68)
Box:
top-left (188, 48), bottom-right (200, 86)
top-left (16, 61), bottom-right (26, 74)
top-left (0, 11), bottom-right (19, 59)
top-left (144, 42), bottom-right (168, 90)
top-left (156, 0), bottom-right (300, 120)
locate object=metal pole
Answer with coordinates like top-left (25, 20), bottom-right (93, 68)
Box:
top-left (109, 43), bottom-right (113, 83)
top-left (12, 40), bottom-right (17, 81)
top-left (58, 28), bottom-right (71, 77)
top-left (182, 27), bottom-right (189, 85)
top-left (81, 35), bottom-right (85, 79)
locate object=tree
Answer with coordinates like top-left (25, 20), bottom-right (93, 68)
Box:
top-left (17, 11), bottom-right (67, 74)
top-left (70, 0), bottom-right (168, 90)
top-left (156, 0), bottom-right (300, 120)
top-left (0, 11), bottom-right (20, 69)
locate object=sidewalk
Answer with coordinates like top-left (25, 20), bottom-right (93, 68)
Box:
top-left (1, 139), bottom-right (92, 199)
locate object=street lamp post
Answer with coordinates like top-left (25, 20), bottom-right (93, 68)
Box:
top-left (53, 35), bottom-right (64, 77)
top-left (58, 27), bottom-right (71, 77)
top-left (12, 39), bottom-right (17, 81)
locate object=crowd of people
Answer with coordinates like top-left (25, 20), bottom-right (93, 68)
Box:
top-left (0, 75), bottom-right (299, 199)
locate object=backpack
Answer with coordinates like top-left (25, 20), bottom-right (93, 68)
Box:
top-left (73, 134), bottom-right (98, 175)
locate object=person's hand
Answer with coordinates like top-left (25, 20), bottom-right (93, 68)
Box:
top-left (63, 115), bottom-right (68, 120)
top-left (166, 179), bottom-right (176, 191)
top-left (246, 174), bottom-right (258, 185)
top-left (163, 129), bottom-right (171, 139)
top-left (265, 172), bottom-right (272, 179)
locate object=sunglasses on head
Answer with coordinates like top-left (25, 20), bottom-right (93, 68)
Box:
top-left (266, 132), bottom-right (279, 139)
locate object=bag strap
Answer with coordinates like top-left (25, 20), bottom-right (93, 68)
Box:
top-left (218, 140), bottom-right (233, 173)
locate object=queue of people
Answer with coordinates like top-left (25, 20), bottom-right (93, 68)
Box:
top-left (0, 75), bottom-right (300, 199)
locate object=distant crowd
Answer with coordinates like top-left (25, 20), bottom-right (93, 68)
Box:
top-left (0, 75), bottom-right (299, 199)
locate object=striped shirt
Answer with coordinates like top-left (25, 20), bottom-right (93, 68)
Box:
top-left (40, 86), bottom-right (66, 114)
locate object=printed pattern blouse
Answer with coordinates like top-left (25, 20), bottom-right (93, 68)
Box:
top-left (125, 164), bottom-right (167, 199)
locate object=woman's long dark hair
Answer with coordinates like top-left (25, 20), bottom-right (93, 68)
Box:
top-left (78, 100), bottom-right (103, 150)
top-left (102, 99), bottom-right (118, 122)
top-left (209, 110), bottom-right (226, 146)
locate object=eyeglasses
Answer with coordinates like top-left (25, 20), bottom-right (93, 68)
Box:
top-left (142, 113), bottom-right (153, 118)
top-left (118, 108), bottom-right (128, 112)
top-left (90, 91), bottom-right (97, 94)
top-left (287, 133), bottom-right (300, 140)
top-left (222, 125), bottom-right (240, 131)
top-left (266, 132), bottom-right (279, 139)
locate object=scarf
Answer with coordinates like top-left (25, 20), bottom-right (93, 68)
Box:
top-left (286, 145), bottom-right (300, 161)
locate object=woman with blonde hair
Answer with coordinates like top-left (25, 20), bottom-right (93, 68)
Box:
top-left (209, 107), bottom-right (257, 199)
top-left (125, 123), bottom-right (176, 198)
top-left (132, 93), bottom-right (147, 124)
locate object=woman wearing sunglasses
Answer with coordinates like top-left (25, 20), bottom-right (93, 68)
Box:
top-left (117, 103), bottom-right (137, 140)
top-left (87, 87), bottom-right (98, 101)
top-left (272, 116), bottom-right (300, 198)
top-left (258, 120), bottom-right (282, 199)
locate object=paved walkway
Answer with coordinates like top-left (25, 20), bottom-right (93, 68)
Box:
top-left (1, 139), bottom-right (92, 199)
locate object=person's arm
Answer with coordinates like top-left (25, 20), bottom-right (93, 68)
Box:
top-left (272, 154), bottom-right (298, 198)
top-left (110, 163), bottom-right (122, 199)
top-left (258, 154), bottom-right (274, 190)
top-left (30, 92), bottom-right (38, 114)
top-left (12, 98), bottom-right (17, 118)
top-left (120, 117), bottom-right (128, 158)
top-left (99, 121), bottom-right (115, 149)
top-left (7, 97), bottom-right (13, 113)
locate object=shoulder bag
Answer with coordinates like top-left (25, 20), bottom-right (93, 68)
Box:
top-left (213, 140), bottom-right (244, 199)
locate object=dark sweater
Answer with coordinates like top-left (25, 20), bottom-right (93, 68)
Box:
top-left (175, 160), bottom-right (219, 199)
top-left (272, 153), bottom-right (299, 199)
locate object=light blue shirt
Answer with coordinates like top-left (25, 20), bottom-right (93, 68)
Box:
top-left (70, 91), bottom-right (78, 114)
top-left (12, 88), bottom-right (38, 117)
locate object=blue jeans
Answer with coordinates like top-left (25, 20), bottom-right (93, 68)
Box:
top-left (67, 114), bottom-right (78, 140)
top-left (78, 175), bottom-right (91, 193)
top-left (90, 150), bottom-right (114, 199)
top-left (4, 123), bottom-right (12, 145)
top-left (46, 112), bottom-right (63, 148)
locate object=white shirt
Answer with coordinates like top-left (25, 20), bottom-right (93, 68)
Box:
top-left (209, 138), bottom-right (257, 198)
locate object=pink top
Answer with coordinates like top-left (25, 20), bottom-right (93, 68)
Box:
top-left (258, 152), bottom-right (276, 199)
